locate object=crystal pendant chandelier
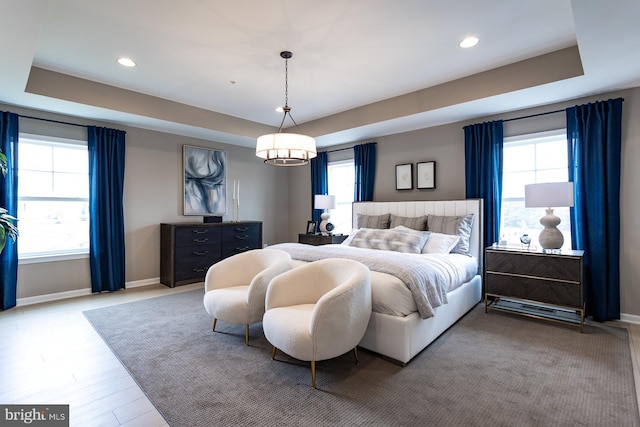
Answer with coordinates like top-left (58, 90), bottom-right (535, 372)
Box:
top-left (256, 51), bottom-right (317, 166)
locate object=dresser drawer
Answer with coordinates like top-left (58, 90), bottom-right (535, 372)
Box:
top-left (174, 259), bottom-right (214, 283)
top-left (485, 251), bottom-right (581, 282)
top-left (174, 243), bottom-right (222, 265)
top-left (221, 224), bottom-right (261, 257)
top-left (175, 227), bottom-right (221, 247)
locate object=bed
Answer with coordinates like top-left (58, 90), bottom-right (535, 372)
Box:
top-left (273, 199), bottom-right (483, 365)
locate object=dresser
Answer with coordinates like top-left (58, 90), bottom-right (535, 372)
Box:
top-left (484, 246), bottom-right (585, 331)
top-left (160, 221), bottom-right (262, 287)
top-left (298, 233), bottom-right (348, 246)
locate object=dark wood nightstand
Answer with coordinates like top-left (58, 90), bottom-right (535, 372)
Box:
top-left (484, 246), bottom-right (585, 331)
top-left (298, 233), bottom-right (348, 246)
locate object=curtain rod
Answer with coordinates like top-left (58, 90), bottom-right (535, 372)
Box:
top-left (502, 108), bottom-right (564, 123)
top-left (18, 114), bottom-right (88, 129)
top-left (503, 98), bottom-right (625, 123)
top-left (322, 146), bottom-right (352, 154)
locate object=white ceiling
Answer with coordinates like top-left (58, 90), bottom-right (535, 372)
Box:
top-left (1, 0), bottom-right (639, 148)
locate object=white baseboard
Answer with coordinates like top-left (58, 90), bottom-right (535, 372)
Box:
top-left (15, 277), bottom-right (162, 307)
top-left (620, 313), bottom-right (640, 325)
top-left (17, 288), bottom-right (92, 307)
top-left (126, 277), bottom-right (161, 288)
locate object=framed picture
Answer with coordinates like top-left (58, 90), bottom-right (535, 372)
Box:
top-left (417, 161), bottom-right (436, 189)
top-left (183, 145), bottom-right (227, 215)
top-left (395, 163), bottom-right (413, 190)
top-left (306, 221), bottom-right (318, 234)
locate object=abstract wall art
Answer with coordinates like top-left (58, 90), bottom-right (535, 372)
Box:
top-left (183, 145), bottom-right (226, 216)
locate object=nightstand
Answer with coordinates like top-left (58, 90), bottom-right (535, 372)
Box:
top-left (484, 246), bottom-right (585, 331)
top-left (298, 233), bottom-right (347, 246)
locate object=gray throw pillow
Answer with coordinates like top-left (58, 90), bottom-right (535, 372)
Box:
top-left (427, 213), bottom-right (474, 255)
top-left (357, 213), bottom-right (391, 229)
top-left (389, 214), bottom-right (428, 231)
top-left (349, 227), bottom-right (430, 254)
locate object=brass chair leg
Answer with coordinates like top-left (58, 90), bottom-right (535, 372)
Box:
top-left (212, 318), bottom-right (217, 332)
top-left (245, 324), bottom-right (249, 346)
top-left (311, 360), bottom-right (316, 389)
top-left (354, 347), bottom-right (359, 365)
top-left (271, 346), bottom-right (277, 360)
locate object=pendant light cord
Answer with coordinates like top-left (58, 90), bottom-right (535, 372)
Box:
top-left (277, 52), bottom-right (304, 134)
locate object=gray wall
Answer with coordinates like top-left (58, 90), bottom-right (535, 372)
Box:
top-left (5, 104), bottom-right (290, 300)
top-left (287, 87), bottom-right (640, 318)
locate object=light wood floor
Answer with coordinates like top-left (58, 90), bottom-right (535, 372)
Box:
top-left (2, 284), bottom-right (640, 426)
top-left (0, 283), bottom-right (201, 427)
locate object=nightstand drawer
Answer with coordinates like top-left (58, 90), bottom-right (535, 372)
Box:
top-left (485, 251), bottom-right (581, 282)
top-left (485, 272), bottom-right (582, 308)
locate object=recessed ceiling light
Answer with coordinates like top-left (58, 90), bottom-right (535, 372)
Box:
top-left (117, 57), bottom-right (136, 67)
top-left (459, 37), bottom-right (479, 48)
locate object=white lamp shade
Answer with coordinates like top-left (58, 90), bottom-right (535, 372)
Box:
top-left (256, 133), bottom-right (317, 166)
top-left (525, 182), bottom-right (574, 208)
top-left (314, 194), bottom-right (336, 210)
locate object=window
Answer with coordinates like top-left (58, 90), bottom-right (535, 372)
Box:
top-left (327, 160), bottom-right (355, 235)
top-left (17, 134), bottom-right (89, 259)
top-left (500, 130), bottom-right (571, 250)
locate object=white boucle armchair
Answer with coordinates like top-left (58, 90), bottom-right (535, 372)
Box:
top-left (263, 258), bottom-right (372, 388)
top-left (203, 249), bottom-right (291, 345)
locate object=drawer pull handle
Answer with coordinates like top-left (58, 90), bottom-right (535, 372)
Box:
top-left (193, 251), bottom-right (208, 256)
top-left (192, 268), bottom-right (207, 272)
top-left (235, 235), bottom-right (249, 240)
top-left (236, 247), bottom-right (250, 252)
top-left (192, 230), bottom-right (208, 234)
top-left (235, 227), bottom-right (249, 232)
top-left (193, 238), bottom-right (209, 243)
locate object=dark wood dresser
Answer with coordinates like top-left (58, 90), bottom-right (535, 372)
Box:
top-left (160, 221), bottom-right (262, 287)
top-left (484, 246), bottom-right (585, 331)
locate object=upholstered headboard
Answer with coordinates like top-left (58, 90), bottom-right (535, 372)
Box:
top-left (352, 199), bottom-right (484, 268)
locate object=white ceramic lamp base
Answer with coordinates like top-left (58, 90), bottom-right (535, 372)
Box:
top-left (319, 211), bottom-right (331, 233)
top-left (538, 208), bottom-right (564, 250)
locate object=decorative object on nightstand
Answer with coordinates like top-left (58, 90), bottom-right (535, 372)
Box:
top-left (306, 220), bottom-right (317, 234)
top-left (314, 194), bottom-right (336, 234)
top-left (519, 233), bottom-right (531, 250)
top-left (524, 181), bottom-right (574, 251)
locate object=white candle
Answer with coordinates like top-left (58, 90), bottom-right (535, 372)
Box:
top-left (232, 180), bottom-right (236, 200)
top-left (237, 181), bottom-right (240, 203)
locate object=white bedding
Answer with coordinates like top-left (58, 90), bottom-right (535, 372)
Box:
top-left (284, 244), bottom-right (477, 317)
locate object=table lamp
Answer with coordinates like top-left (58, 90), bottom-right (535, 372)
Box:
top-left (524, 182), bottom-right (574, 251)
top-left (314, 194), bottom-right (336, 234)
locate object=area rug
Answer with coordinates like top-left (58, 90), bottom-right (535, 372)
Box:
top-left (84, 289), bottom-right (640, 427)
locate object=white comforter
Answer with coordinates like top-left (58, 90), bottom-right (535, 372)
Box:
top-left (271, 243), bottom-right (477, 318)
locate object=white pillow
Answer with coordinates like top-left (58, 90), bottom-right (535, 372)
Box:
top-left (421, 232), bottom-right (460, 254)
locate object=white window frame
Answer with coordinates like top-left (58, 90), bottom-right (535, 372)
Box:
top-left (17, 133), bottom-right (90, 264)
top-left (500, 129), bottom-right (571, 249)
top-left (327, 159), bottom-right (355, 235)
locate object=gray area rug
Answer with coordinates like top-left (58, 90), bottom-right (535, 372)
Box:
top-left (84, 289), bottom-right (640, 427)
